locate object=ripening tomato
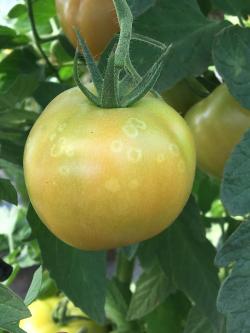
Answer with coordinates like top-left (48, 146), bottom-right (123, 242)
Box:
top-left (185, 84), bottom-right (250, 178)
top-left (23, 88), bottom-right (196, 250)
top-left (20, 297), bottom-right (106, 333)
top-left (55, 0), bottom-right (119, 58)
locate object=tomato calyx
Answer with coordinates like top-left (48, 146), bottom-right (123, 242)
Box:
top-left (52, 298), bottom-right (89, 326)
top-left (74, 0), bottom-right (172, 109)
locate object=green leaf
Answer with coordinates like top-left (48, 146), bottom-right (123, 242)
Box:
top-left (0, 140), bottom-right (25, 166)
top-left (215, 219), bottom-right (250, 333)
top-left (0, 284), bottom-right (30, 333)
top-left (24, 266), bottom-right (43, 306)
top-left (127, 0), bottom-right (156, 17)
top-left (133, 0), bottom-right (230, 92)
top-left (27, 206), bottom-right (107, 324)
top-left (33, 82), bottom-right (70, 108)
top-left (213, 25), bottom-right (250, 109)
top-left (184, 306), bottom-right (218, 333)
top-left (106, 279), bottom-right (139, 332)
top-left (158, 198), bottom-right (223, 331)
top-left (221, 129), bottom-right (250, 216)
top-left (0, 48), bottom-right (43, 109)
top-left (127, 261), bottom-right (174, 320)
top-left (139, 197), bottom-right (223, 331)
top-left (8, 4), bottom-right (27, 19)
top-left (211, 0), bottom-right (250, 15)
top-left (193, 170), bottom-right (220, 214)
top-left (0, 178), bottom-right (17, 205)
top-left (146, 292), bottom-right (191, 333)
top-left (12, 0), bottom-right (56, 35)
top-left (38, 270), bottom-right (58, 299)
top-left (0, 25), bottom-right (28, 49)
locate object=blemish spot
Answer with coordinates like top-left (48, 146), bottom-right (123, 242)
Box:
top-left (122, 118), bottom-right (147, 139)
top-left (127, 148), bottom-right (142, 163)
top-left (122, 124), bottom-right (139, 138)
top-left (58, 137), bottom-right (66, 145)
top-left (57, 123), bottom-right (67, 132)
top-left (49, 133), bottom-right (57, 142)
top-left (105, 178), bottom-right (121, 193)
top-left (65, 146), bottom-right (75, 157)
top-left (128, 118), bottom-right (147, 130)
top-left (157, 153), bottom-right (167, 163)
top-left (111, 140), bottom-right (123, 153)
top-left (50, 144), bottom-right (61, 157)
top-left (59, 166), bottom-right (70, 175)
top-left (169, 144), bottom-right (179, 156)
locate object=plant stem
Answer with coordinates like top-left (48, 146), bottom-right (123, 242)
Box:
top-left (4, 264), bottom-right (20, 287)
top-left (26, 0), bottom-right (61, 80)
top-left (116, 251), bottom-right (135, 286)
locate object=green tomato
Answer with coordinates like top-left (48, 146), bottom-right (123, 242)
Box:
top-left (20, 297), bottom-right (106, 333)
top-left (185, 84), bottom-right (250, 178)
top-left (23, 87), bottom-right (196, 250)
top-left (161, 78), bottom-right (208, 115)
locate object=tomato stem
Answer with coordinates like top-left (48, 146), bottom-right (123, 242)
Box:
top-left (73, 0), bottom-right (172, 108)
top-left (116, 251), bottom-right (135, 287)
top-left (26, 0), bottom-right (61, 81)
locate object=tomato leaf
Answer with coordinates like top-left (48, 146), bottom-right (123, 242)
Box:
top-left (27, 206), bottom-right (107, 324)
top-left (127, 261), bottom-right (175, 320)
top-left (127, 0), bottom-right (156, 17)
top-left (132, 0), bottom-right (230, 92)
top-left (0, 284), bottom-right (30, 333)
top-left (215, 219), bottom-right (250, 333)
top-left (24, 266), bottom-right (43, 306)
top-left (221, 129), bottom-right (250, 216)
top-left (213, 25), bottom-right (250, 109)
top-left (33, 82), bottom-right (70, 108)
top-left (146, 292), bottom-right (191, 333)
top-left (139, 197), bottom-right (224, 331)
top-left (0, 178), bottom-right (17, 205)
top-left (211, 0), bottom-right (250, 15)
top-left (184, 306), bottom-right (217, 333)
top-left (106, 279), bottom-right (137, 332)
top-left (0, 25), bottom-right (28, 49)
top-left (8, 4), bottom-right (27, 19)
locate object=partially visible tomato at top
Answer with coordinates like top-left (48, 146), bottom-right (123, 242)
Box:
top-left (55, 0), bottom-right (119, 58)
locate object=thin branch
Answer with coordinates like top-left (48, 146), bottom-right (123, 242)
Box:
top-left (26, 0), bottom-right (61, 80)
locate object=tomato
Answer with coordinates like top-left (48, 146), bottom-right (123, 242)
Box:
top-left (185, 84), bottom-right (250, 178)
top-left (161, 78), bottom-right (208, 115)
top-left (55, 0), bottom-right (119, 58)
top-left (23, 88), bottom-right (196, 250)
top-left (20, 297), bottom-right (106, 333)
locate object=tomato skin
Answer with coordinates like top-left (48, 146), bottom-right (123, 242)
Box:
top-left (23, 88), bottom-right (195, 250)
top-left (185, 84), bottom-right (250, 178)
top-left (55, 0), bottom-right (119, 58)
top-left (19, 297), bottom-right (106, 333)
top-left (162, 78), bottom-right (208, 115)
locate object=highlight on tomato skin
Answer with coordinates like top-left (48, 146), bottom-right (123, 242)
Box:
top-left (19, 296), bottom-right (106, 333)
top-left (55, 0), bottom-right (119, 59)
top-left (23, 88), bottom-right (196, 251)
top-left (185, 84), bottom-right (250, 179)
